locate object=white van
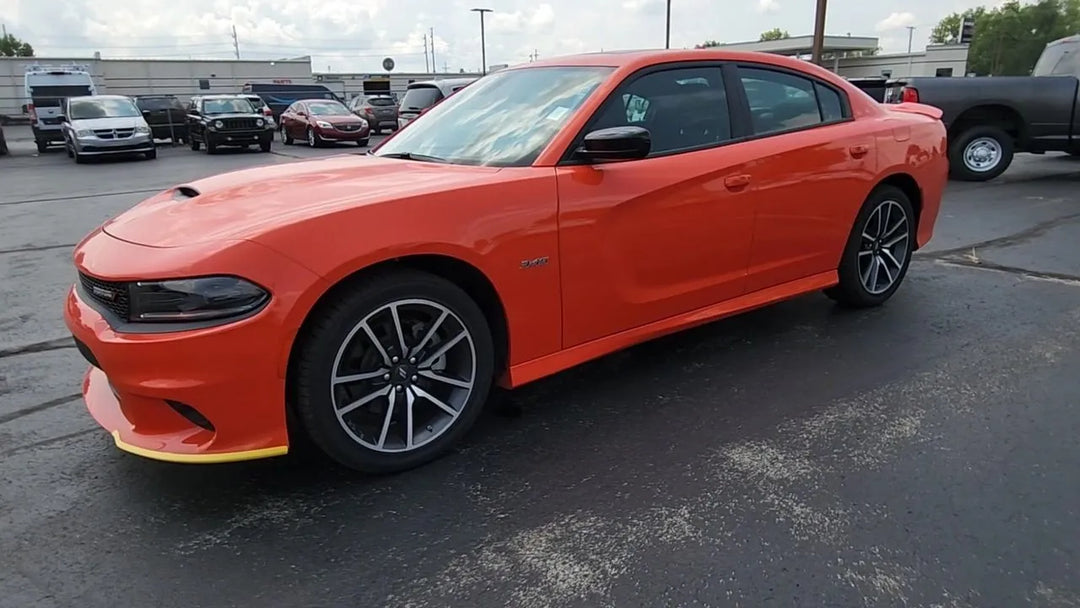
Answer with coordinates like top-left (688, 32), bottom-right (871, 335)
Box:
top-left (25, 65), bottom-right (96, 153)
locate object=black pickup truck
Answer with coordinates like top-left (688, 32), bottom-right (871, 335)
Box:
top-left (888, 34), bottom-right (1080, 181)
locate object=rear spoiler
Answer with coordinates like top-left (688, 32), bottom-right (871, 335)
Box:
top-left (887, 102), bottom-right (943, 120)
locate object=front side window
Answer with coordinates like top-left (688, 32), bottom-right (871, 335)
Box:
top-left (201, 98), bottom-right (254, 115)
top-left (68, 97), bottom-right (140, 120)
top-left (739, 67), bottom-right (847, 135)
top-left (591, 66), bottom-right (733, 155)
top-left (374, 66), bottom-right (613, 167)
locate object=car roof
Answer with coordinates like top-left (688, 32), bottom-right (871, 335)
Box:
top-left (67, 95), bottom-right (132, 102)
top-left (407, 78), bottom-right (476, 91)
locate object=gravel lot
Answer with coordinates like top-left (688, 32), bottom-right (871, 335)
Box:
top-left (1, 126), bottom-right (1078, 607)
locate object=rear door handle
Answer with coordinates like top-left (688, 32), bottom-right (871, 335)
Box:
top-left (849, 144), bottom-right (870, 159)
top-left (724, 174), bottom-right (751, 190)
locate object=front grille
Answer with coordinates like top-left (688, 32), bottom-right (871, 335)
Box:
top-left (334, 123), bottom-right (361, 131)
top-left (79, 273), bottom-right (130, 320)
top-left (221, 117), bottom-right (258, 130)
top-left (93, 129), bottom-right (134, 139)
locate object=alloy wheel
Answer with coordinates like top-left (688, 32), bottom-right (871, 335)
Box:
top-left (308, 128), bottom-right (316, 147)
top-left (858, 199), bottom-right (910, 295)
top-left (329, 298), bottom-right (477, 453)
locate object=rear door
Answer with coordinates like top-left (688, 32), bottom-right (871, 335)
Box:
top-left (731, 64), bottom-right (878, 292)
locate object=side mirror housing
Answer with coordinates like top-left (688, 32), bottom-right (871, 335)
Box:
top-left (141, 110), bottom-right (151, 119)
top-left (575, 126), bottom-right (651, 163)
top-left (57, 115), bottom-right (67, 122)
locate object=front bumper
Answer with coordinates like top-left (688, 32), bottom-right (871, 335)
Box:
top-left (63, 232), bottom-right (322, 463)
top-left (208, 129), bottom-right (273, 145)
top-left (315, 126), bottom-right (370, 141)
top-left (76, 133), bottom-right (154, 155)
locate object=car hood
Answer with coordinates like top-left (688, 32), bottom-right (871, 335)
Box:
top-left (203, 113), bottom-right (262, 120)
top-left (101, 155), bottom-right (502, 248)
top-left (71, 116), bottom-right (147, 130)
top-left (313, 113), bottom-right (363, 122)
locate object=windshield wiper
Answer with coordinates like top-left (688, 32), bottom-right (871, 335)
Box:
top-left (377, 152), bottom-right (449, 163)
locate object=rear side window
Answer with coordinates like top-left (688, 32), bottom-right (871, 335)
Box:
top-left (136, 97), bottom-right (184, 111)
top-left (738, 67), bottom-right (848, 135)
top-left (368, 97), bottom-right (395, 106)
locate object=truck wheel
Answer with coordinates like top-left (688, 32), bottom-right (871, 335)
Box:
top-left (949, 126), bottom-right (1014, 182)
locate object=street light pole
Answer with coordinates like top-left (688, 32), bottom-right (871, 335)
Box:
top-left (811, 0), bottom-right (827, 65)
top-left (471, 8), bottom-right (493, 74)
top-left (665, 0), bottom-right (671, 49)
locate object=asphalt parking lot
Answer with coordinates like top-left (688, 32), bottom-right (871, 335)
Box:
top-left (1, 125), bottom-right (1078, 607)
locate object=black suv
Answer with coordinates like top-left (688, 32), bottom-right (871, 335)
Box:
top-left (134, 94), bottom-right (189, 143)
top-left (186, 95), bottom-right (274, 153)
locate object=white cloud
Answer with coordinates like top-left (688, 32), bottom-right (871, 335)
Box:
top-left (531, 4), bottom-right (556, 28)
top-left (876, 11), bottom-right (917, 32)
top-left (758, 0), bottom-right (780, 14)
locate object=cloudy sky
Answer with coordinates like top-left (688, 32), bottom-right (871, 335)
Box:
top-left (3, 0), bottom-right (991, 73)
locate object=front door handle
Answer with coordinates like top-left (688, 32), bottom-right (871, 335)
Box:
top-left (849, 144), bottom-right (870, 159)
top-left (724, 174), bottom-right (751, 190)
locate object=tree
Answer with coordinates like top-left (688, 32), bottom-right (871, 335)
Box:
top-left (759, 28), bottom-right (790, 42)
top-left (0, 33), bottom-right (34, 57)
top-left (695, 40), bottom-right (723, 49)
top-left (931, 0), bottom-right (1080, 75)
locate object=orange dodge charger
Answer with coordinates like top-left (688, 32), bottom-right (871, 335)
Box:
top-left (65, 50), bottom-right (947, 473)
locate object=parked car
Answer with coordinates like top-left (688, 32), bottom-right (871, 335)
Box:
top-left (886, 34), bottom-right (1080, 181)
top-left (278, 99), bottom-right (370, 147)
top-left (396, 78), bottom-right (476, 128)
top-left (186, 95), bottom-right (274, 154)
top-left (64, 49), bottom-right (945, 473)
top-left (60, 95), bottom-right (156, 163)
top-left (348, 94), bottom-right (398, 134)
top-left (25, 64), bottom-right (96, 153)
top-left (241, 82), bottom-right (344, 119)
top-left (241, 94), bottom-right (276, 126)
top-left (133, 94), bottom-right (188, 143)
top-left (0, 124), bottom-right (7, 156)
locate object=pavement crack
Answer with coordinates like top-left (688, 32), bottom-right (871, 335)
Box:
top-left (0, 426), bottom-right (97, 457)
top-left (0, 337), bottom-right (76, 359)
top-left (0, 393), bottom-right (82, 425)
top-left (0, 243), bottom-right (77, 255)
top-left (932, 258), bottom-right (1080, 286)
top-left (916, 212), bottom-right (1080, 260)
top-left (0, 187), bottom-right (164, 207)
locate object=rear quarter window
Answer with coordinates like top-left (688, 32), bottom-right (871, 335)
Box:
top-left (400, 86), bottom-right (443, 110)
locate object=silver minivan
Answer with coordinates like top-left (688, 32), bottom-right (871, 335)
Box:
top-left (61, 95), bottom-right (156, 163)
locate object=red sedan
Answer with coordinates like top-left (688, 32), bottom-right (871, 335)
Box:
top-left (279, 99), bottom-right (370, 147)
top-left (65, 49), bottom-right (946, 473)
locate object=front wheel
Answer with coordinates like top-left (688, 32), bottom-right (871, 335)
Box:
top-left (307, 127), bottom-right (321, 148)
top-left (292, 270), bottom-right (495, 473)
top-left (280, 127), bottom-right (293, 145)
top-left (948, 126), bottom-right (1014, 182)
top-left (205, 136), bottom-right (218, 154)
top-left (825, 185), bottom-right (915, 308)
top-left (144, 147), bottom-right (157, 160)
top-left (260, 139), bottom-right (272, 153)
top-left (190, 137), bottom-right (200, 151)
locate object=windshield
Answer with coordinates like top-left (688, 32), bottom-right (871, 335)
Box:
top-left (29, 84), bottom-right (94, 107)
top-left (68, 98), bottom-right (140, 120)
top-left (136, 97), bottom-right (184, 111)
top-left (307, 101), bottom-right (349, 115)
top-left (375, 66), bottom-right (613, 167)
top-left (203, 98), bottom-right (255, 114)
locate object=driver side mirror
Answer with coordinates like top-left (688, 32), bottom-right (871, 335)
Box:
top-left (141, 110), bottom-right (151, 119)
top-left (575, 126), bottom-right (651, 163)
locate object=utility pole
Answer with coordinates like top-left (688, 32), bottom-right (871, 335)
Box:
top-left (231, 25), bottom-right (240, 60)
top-left (424, 34), bottom-right (430, 72)
top-left (906, 26), bottom-right (915, 76)
top-left (430, 27), bottom-right (436, 73)
top-left (811, 0), bottom-right (827, 65)
top-left (471, 8), bottom-right (493, 74)
top-left (665, 0), bottom-right (672, 49)
top-left (2, 24), bottom-right (7, 39)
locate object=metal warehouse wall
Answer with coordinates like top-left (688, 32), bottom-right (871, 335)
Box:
top-left (0, 56), bottom-right (314, 119)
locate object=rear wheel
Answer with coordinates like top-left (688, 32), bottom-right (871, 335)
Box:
top-left (825, 185), bottom-right (915, 308)
top-left (948, 125), bottom-right (1014, 182)
top-left (292, 270), bottom-right (495, 473)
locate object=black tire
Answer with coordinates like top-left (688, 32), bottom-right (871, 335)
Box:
top-left (73, 148), bottom-right (86, 164)
top-left (0, 131), bottom-right (8, 156)
top-left (280, 127), bottom-right (293, 145)
top-left (145, 147), bottom-right (157, 160)
top-left (307, 127), bottom-right (321, 148)
top-left (206, 136), bottom-right (218, 154)
top-left (66, 142), bottom-right (73, 158)
top-left (948, 125), bottom-right (1014, 182)
top-left (825, 185), bottom-right (915, 308)
top-left (357, 139), bottom-right (368, 147)
top-left (36, 140), bottom-right (48, 154)
top-left (190, 138), bottom-right (200, 151)
top-left (292, 270), bottom-right (495, 473)
top-left (260, 139), bottom-right (272, 153)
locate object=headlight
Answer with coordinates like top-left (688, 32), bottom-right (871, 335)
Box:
top-left (128, 276), bottom-right (269, 322)
top-left (256, 118), bottom-right (264, 127)
top-left (316, 120), bottom-right (333, 129)
top-left (358, 118), bottom-right (368, 128)
top-left (75, 129), bottom-right (94, 137)
top-left (135, 126), bottom-right (150, 134)
top-left (213, 120), bottom-right (224, 129)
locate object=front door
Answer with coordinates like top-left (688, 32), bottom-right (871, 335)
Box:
top-left (556, 64), bottom-right (759, 348)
